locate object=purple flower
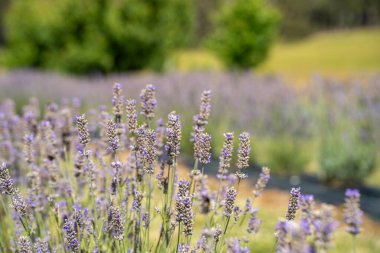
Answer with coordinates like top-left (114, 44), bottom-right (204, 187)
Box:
top-left (193, 90), bottom-right (212, 133)
top-left (23, 134), bottom-right (34, 164)
top-left (343, 189), bottom-right (363, 235)
top-left (135, 126), bottom-right (157, 174)
top-left (176, 180), bottom-right (194, 236)
top-left (140, 84), bottom-right (157, 120)
top-left (247, 209), bottom-right (262, 235)
top-left (253, 167), bottom-right (270, 198)
top-left (214, 224), bottom-right (223, 244)
top-left (17, 236), bottom-right (32, 253)
top-left (11, 193), bottom-right (28, 219)
top-left (108, 205), bottom-right (124, 240)
top-left (142, 212), bottom-right (150, 229)
top-left (286, 187), bottom-right (301, 221)
top-left (34, 238), bottom-right (49, 253)
top-left (224, 187), bottom-right (237, 218)
top-left (126, 99), bottom-right (138, 134)
top-left (194, 132), bottom-right (212, 164)
top-left (275, 220), bottom-right (307, 253)
top-left (0, 162), bottom-right (16, 195)
top-left (112, 83), bottom-right (124, 123)
top-left (300, 194), bottom-right (314, 235)
top-left (226, 238), bottom-right (249, 253)
top-left (63, 218), bottom-right (79, 252)
top-left (76, 114), bottom-right (90, 147)
top-left (106, 120), bottom-right (119, 153)
top-left (236, 132), bottom-right (251, 179)
top-left (178, 243), bottom-right (190, 253)
top-left (132, 190), bottom-right (143, 213)
top-left (166, 111), bottom-right (182, 157)
top-left (313, 204), bottom-right (339, 252)
top-left (217, 132), bottom-right (234, 180)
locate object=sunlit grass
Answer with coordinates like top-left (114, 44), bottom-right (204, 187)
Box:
top-left (259, 27), bottom-right (380, 84)
top-left (171, 28), bottom-right (380, 84)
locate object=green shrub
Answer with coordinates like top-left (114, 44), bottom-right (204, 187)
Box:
top-left (3, 0), bottom-right (194, 74)
top-left (206, 0), bottom-right (279, 69)
top-left (257, 136), bottom-right (310, 175)
top-left (319, 131), bottom-right (376, 185)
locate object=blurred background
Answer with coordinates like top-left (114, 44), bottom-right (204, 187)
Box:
top-left (0, 0), bottom-right (380, 227)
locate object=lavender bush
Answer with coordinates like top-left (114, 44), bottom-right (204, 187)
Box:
top-left (0, 82), bottom-right (366, 252)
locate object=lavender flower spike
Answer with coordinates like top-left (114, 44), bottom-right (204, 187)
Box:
top-left (76, 114), bottom-right (90, 147)
top-left (140, 84), bottom-right (156, 120)
top-left (275, 220), bottom-right (307, 253)
top-left (344, 189), bottom-right (363, 235)
top-left (194, 132), bottom-right (212, 164)
top-left (106, 120), bottom-right (119, 153)
top-left (300, 194), bottom-right (314, 235)
top-left (108, 205), bottom-right (125, 240)
top-left (176, 179), bottom-right (194, 236)
top-left (253, 167), bottom-right (270, 198)
top-left (63, 218), bottom-right (79, 252)
top-left (286, 187), bottom-right (301, 221)
top-left (236, 132), bottom-right (251, 179)
top-left (226, 238), bottom-right (249, 253)
top-left (247, 208), bottom-right (262, 235)
top-left (166, 111), bottom-right (182, 158)
top-left (313, 204), bottom-right (339, 252)
top-left (198, 90), bottom-right (212, 128)
top-left (17, 236), bottom-right (33, 253)
top-left (125, 98), bottom-right (138, 135)
top-left (0, 162), bottom-right (16, 195)
top-left (217, 132), bottom-right (234, 180)
top-left (23, 134), bottom-right (34, 164)
top-left (224, 187), bottom-right (237, 218)
top-left (112, 83), bottom-right (124, 123)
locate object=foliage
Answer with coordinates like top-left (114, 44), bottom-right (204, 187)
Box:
top-left (206, 0), bottom-right (279, 69)
top-left (319, 127), bottom-right (376, 185)
top-left (265, 0), bottom-right (380, 40)
top-left (260, 136), bottom-right (310, 175)
top-left (3, 0), bottom-right (194, 73)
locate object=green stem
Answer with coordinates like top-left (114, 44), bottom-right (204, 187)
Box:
top-left (0, 196), bottom-right (8, 216)
top-left (223, 217), bottom-right (231, 235)
top-left (154, 225), bottom-right (164, 253)
top-left (146, 174), bottom-right (152, 251)
top-left (176, 223), bottom-right (181, 253)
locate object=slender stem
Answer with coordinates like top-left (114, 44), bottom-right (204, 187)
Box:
top-left (0, 196), bottom-right (8, 216)
top-left (270, 238), bottom-right (277, 253)
top-left (146, 173), bottom-right (152, 251)
top-left (0, 240), bottom-right (4, 253)
top-left (223, 217), bottom-right (231, 235)
top-left (154, 225), bottom-right (164, 253)
top-left (176, 223), bottom-right (181, 253)
top-left (352, 235), bottom-right (356, 253)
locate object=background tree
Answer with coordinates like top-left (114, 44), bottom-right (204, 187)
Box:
top-left (206, 0), bottom-right (279, 69)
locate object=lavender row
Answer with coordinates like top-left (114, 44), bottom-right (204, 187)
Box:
top-left (0, 82), bottom-right (365, 252)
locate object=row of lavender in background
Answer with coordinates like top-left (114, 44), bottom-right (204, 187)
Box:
top-left (0, 83), bottom-right (364, 252)
top-left (0, 70), bottom-right (379, 182)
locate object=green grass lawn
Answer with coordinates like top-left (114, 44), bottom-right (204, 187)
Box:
top-left (171, 28), bottom-right (380, 84)
top-left (259, 28), bottom-right (380, 83)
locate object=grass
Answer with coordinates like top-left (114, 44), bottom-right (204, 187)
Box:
top-left (258, 28), bottom-right (380, 83)
top-left (171, 28), bottom-right (380, 84)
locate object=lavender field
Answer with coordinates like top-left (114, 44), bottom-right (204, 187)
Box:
top-left (0, 73), bottom-right (380, 252)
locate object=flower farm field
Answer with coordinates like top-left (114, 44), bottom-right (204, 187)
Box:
top-left (0, 82), bottom-right (379, 252)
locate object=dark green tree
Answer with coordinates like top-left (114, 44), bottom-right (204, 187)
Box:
top-left (206, 0), bottom-right (279, 70)
top-left (3, 0), bottom-right (194, 74)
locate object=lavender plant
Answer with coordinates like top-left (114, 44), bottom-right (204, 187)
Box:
top-left (0, 83), bottom-right (368, 253)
